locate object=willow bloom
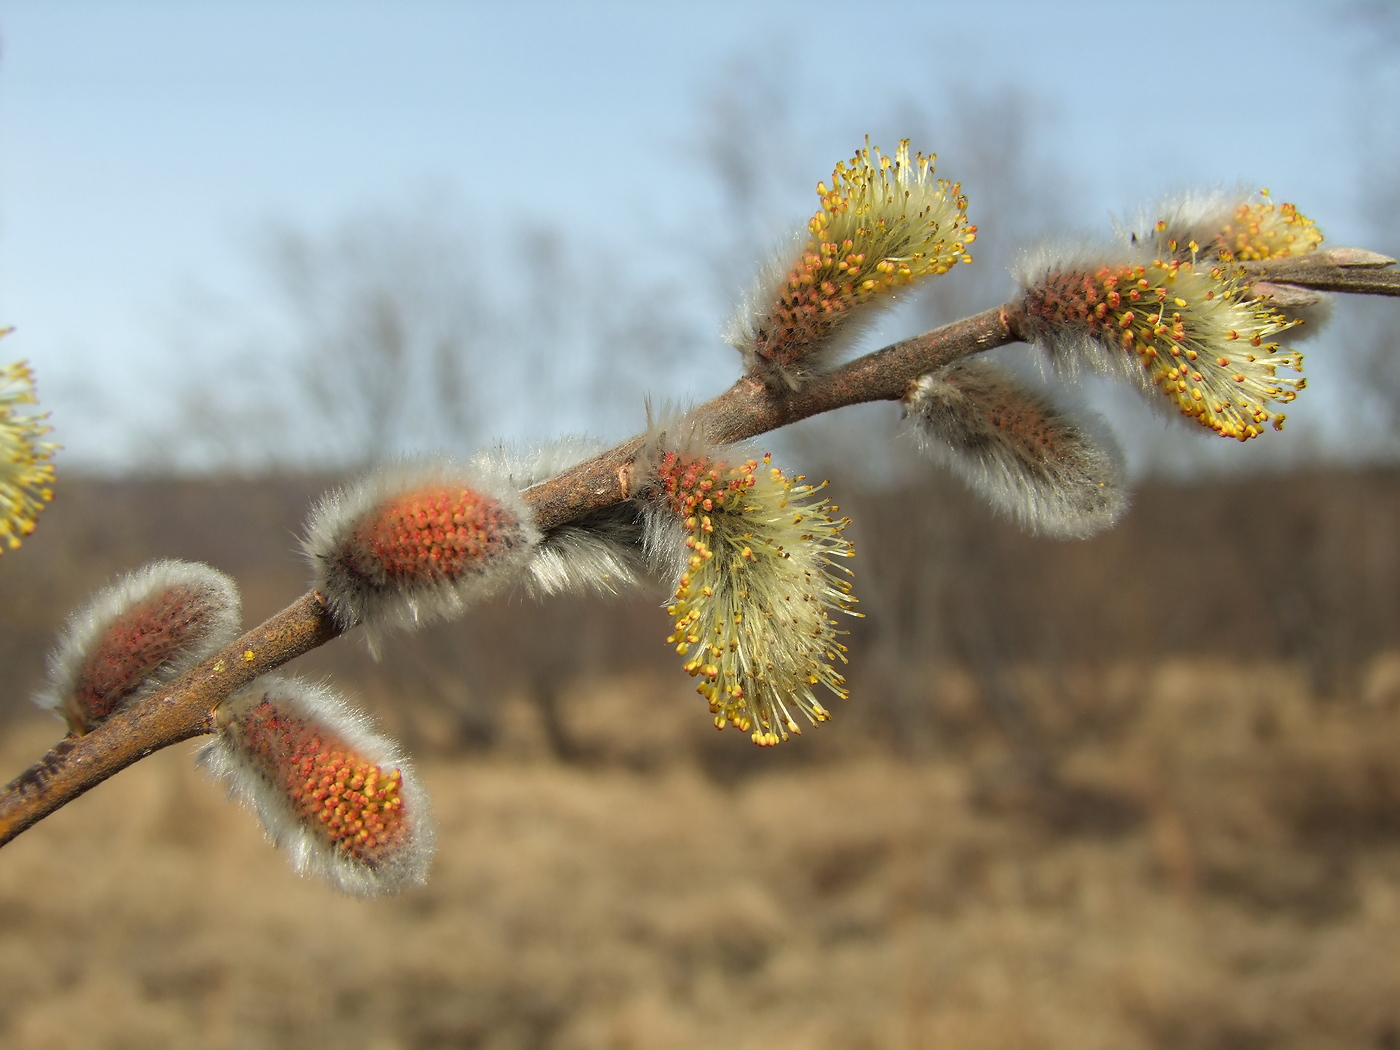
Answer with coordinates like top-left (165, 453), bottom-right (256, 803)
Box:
top-left (200, 675), bottom-right (433, 897)
top-left (1142, 189), bottom-right (1323, 263)
top-left (303, 458), bottom-right (539, 639)
top-left (727, 139), bottom-right (975, 387)
top-left (648, 449), bottom-right (857, 746)
top-left (0, 357), bottom-right (57, 552)
top-left (1021, 249), bottom-right (1304, 441)
top-left (38, 560), bottom-right (242, 735)
top-left (904, 360), bottom-right (1125, 538)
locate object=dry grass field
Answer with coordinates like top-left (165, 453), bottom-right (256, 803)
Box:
top-left (2, 473), bottom-right (1400, 1048)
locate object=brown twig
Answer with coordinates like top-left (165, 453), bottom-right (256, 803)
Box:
top-left (1240, 248), bottom-right (1400, 297)
top-left (0, 304), bottom-right (1019, 847)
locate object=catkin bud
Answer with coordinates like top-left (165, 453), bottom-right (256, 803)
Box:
top-left (726, 139), bottom-right (975, 389)
top-left (37, 560), bottom-right (242, 735)
top-left (303, 458), bottom-right (539, 639)
top-left (471, 439), bottom-right (649, 597)
top-left (904, 361), bottom-right (1125, 539)
top-left (1019, 245), bottom-right (1304, 441)
top-left (200, 675), bottom-right (432, 897)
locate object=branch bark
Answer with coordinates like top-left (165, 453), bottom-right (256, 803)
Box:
top-left (1240, 248), bottom-right (1400, 297)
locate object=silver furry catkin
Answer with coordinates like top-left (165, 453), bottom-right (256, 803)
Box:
top-left (904, 360), bottom-right (1125, 539)
top-left (199, 675), bottom-right (434, 898)
top-left (37, 560), bottom-right (241, 734)
top-left (302, 457), bottom-right (538, 642)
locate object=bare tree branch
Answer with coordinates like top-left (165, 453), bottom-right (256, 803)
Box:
top-left (0, 305), bottom-right (1018, 846)
top-left (2, 244), bottom-right (1393, 847)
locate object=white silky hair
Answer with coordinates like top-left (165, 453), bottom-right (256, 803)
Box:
top-left (904, 360), bottom-right (1127, 540)
top-left (472, 437), bottom-right (655, 598)
top-left (198, 674), bottom-right (434, 898)
top-left (35, 559), bottom-right (242, 728)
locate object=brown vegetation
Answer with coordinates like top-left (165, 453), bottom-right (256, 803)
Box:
top-left (2, 468), bottom-right (1399, 1047)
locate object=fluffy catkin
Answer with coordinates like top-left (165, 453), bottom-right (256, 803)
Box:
top-left (726, 140), bottom-right (974, 389)
top-left (1017, 242), bottom-right (1305, 441)
top-left (199, 675), bottom-right (433, 897)
top-left (640, 435), bottom-right (859, 746)
top-left (1126, 188), bottom-right (1323, 264)
top-left (904, 361), bottom-right (1126, 539)
top-left (303, 457), bottom-right (539, 641)
top-left (37, 560), bottom-right (241, 735)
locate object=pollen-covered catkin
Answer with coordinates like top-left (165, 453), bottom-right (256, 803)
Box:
top-left (1019, 246), bottom-right (1304, 441)
top-left (1136, 189), bottom-right (1323, 264)
top-left (303, 457), bottom-right (539, 639)
top-left (726, 139), bottom-right (975, 389)
top-left (904, 361), bottom-right (1125, 539)
top-left (37, 560), bottom-right (241, 735)
top-left (0, 355), bottom-right (57, 553)
top-left (644, 445), bottom-right (859, 746)
top-left (199, 675), bottom-right (432, 897)
top-left (1131, 190), bottom-right (1330, 338)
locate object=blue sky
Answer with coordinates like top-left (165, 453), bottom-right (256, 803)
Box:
top-left (0, 1), bottom-right (1395, 470)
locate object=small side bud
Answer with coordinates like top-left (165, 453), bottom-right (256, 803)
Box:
top-left (0, 353), bottom-right (58, 553)
top-left (904, 361), bottom-right (1126, 539)
top-left (303, 458), bottom-right (539, 639)
top-left (727, 139), bottom-right (974, 389)
top-left (471, 439), bottom-right (648, 597)
top-left (1325, 247), bottom-right (1396, 268)
top-left (37, 560), bottom-right (242, 735)
top-left (200, 676), bottom-right (432, 897)
top-left (1019, 245), bottom-right (1304, 441)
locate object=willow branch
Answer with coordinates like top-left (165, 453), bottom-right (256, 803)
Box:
top-left (1240, 248), bottom-right (1400, 297)
top-left (0, 305), bottom-right (1019, 846)
top-left (7, 243), bottom-right (1396, 847)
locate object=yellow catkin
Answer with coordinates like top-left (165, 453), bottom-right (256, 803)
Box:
top-left (656, 451), bottom-right (858, 746)
top-left (740, 140), bottom-right (975, 378)
top-left (0, 354), bottom-right (57, 551)
top-left (1025, 258), bottom-right (1304, 440)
